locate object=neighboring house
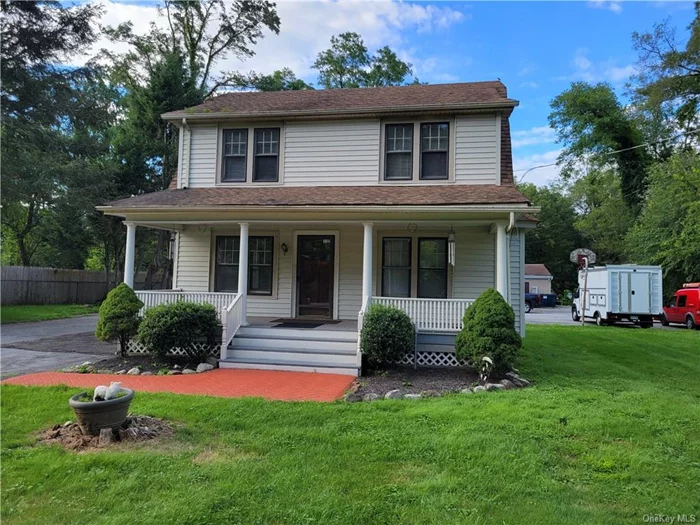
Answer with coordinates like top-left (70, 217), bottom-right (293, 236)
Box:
top-left (98, 81), bottom-right (538, 376)
top-left (525, 264), bottom-right (553, 294)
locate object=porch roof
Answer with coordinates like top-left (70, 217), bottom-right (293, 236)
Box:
top-left (99, 184), bottom-right (531, 212)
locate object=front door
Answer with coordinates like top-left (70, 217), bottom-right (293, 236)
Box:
top-left (296, 235), bottom-right (335, 318)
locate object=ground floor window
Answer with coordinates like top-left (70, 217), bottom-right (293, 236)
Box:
top-left (214, 235), bottom-right (274, 295)
top-left (380, 236), bottom-right (448, 298)
top-left (417, 238), bottom-right (448, 299)
top-left (382, 237), bottom-right (411, 297)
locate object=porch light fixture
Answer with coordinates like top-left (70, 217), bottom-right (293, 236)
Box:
top-left (407, 223), bottom-right (417, 233)
top-left (448, 227), bottom-right (456, 266)
top-left (280, 242), bottom-right (288, 255)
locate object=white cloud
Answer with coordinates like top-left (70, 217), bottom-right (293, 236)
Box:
top-left (587, 1), bottom-right (623, 14)
top-left (513, 149), bottom-right (563, 187)
top-left (511, 126), bottom-right (556, 148)
top-left (519, 81), bottom-right (539, 89)
top-left (573, 49), bottom-right (592, 71)
top-left (558, 48), bottom-right (636, 85)
top-left (86, 0), bottom-right (466, 84)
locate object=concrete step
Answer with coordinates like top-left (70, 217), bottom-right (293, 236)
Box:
top-left (220, 357), bottom-right (359, 376)
top-left (237, 326), bottom-right (357, 342)
top-left (231, 335), bottom-right (356, 353)
top-left (228, 348), bottom-right (357, 366)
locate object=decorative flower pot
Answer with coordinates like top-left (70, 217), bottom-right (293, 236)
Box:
top-left (69, 388), bottom-right (134, 436)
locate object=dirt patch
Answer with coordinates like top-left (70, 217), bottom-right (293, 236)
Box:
top-left (38, 415), bottom-right (174, 452)
top-left (6, 332), bottom-right (115, 355)
top-left (353, 367), bottom-right (480, 398)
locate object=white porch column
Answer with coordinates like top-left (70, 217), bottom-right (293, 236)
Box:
top-left (238, 222), bottom-right (249, 326)
top-left (124, 222), bottom-right (136, 288)
top-left (362, 222), bottom-right (374, 304)
top-left (495, 222), bottom-right (508, 299)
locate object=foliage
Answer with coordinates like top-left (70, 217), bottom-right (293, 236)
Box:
top-left (455, 289), bottom-right (521, 373)
top-left (360, 304), bottom-right (415, 367)
top-left (95, 284), bottom-right (143, 356)
top-left (568, 169), bottom-right (636, 264)
top-left (549, 82), bottom-right (651, 208)
top-left (229, 68), bottom-right (314, 91)
top-left (312, 32), bottom-right (414, 89)
top-left (518, 183), bottom-right (582, 293)
top-left (626, 151), bottom-right (700, 297)
top-left (137, 301), bottom-right (222, 360)
top-left (630, 3), bottom-right (700, 148)
top-left (4, 326), bottom-right (700, 523)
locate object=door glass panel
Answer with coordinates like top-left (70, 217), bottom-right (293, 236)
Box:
top-left (297, 236), bottom-right (335, 318)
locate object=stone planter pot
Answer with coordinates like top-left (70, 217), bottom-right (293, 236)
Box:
top-left (69, 389), bottom-right (134, 436)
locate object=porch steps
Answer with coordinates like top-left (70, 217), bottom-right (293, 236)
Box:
top-left (220, 326), bottom-right (360, 376)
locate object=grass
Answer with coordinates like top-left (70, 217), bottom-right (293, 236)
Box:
top-left (2, 325), bottom-right (699, 524)
top-left (0, 304), bottom-right (99, 324)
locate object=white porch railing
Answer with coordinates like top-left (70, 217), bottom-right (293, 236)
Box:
top-left (221, 294), bottom-right (244, 360)
top-left (371, 297), bottom-right (474, 332)
top-left (135, 291), bottom-right (238, 320)
top-left (356, 296), bottom-right (372, 367)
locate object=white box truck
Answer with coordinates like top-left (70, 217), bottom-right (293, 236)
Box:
top-left (572, 265), bottom-right (663, 327)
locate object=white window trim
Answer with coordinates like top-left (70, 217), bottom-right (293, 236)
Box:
top-left (208, 228), bottom-right (280, 299)
top-left (215, 121), bottom-right (285, 186)
top-left (378, 117), bottom-right (456, 184)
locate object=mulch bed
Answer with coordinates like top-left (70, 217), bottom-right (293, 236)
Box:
top-left (38, 415), bottom-right (173, 451)
top-left (68, 354), bottom-right (211, 375)
top-left (353, 366), bottom-right (481, 398)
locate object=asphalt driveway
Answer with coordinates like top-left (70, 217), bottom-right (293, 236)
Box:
top-left (526, 305), bottom-right (675, 330)
top-left (1, 315), bottom-right (114, 379)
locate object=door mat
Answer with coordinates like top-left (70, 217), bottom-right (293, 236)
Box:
top-left (272, 322), bottom-right (325, 329)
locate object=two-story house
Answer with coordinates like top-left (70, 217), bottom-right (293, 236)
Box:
top-left (98, 81), bottom-right (537, 376)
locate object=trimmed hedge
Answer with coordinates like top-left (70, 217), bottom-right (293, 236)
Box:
top-left (455, 288), bottom-right (521, 373)
top-left (95, 283), bottom-right (143, 357)
top-left (136, 301), bottom-right (222, 360)
top-left (360, 304), bottom-right (415, 367)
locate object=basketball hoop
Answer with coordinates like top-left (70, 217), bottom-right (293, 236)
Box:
top-left (570, 248), bottom-right (596, 268)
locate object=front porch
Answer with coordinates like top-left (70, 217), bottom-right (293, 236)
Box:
top-left (122, 214), bottom-right (526, 375)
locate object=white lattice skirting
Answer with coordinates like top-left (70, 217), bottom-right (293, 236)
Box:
top-left (395, 351), bottom-right (468, 368)
top-left (126, 340), bottom-right (219, 357)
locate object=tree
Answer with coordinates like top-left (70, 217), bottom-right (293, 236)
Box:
top-left (312, 32), bottom-right (414, 89)
top-left (518, 183), bottom-right (583, 294)
top-left (549, 82), bottom-right (651, 209)
top-left (630, 3), bottom-right (700, 148)
top-left (229, 68), bottom-right (314, 91)
top-left (103, 0), bottom-right (280, 97)
top-left (95, 283), bottom-right (143, 357)
top-left (626, 151), bottom-right (700, 297)
top-left (1, 0), bottom-right (117, 267)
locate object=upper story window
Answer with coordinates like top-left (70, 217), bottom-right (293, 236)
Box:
top-left (385, 124), bottom-right (413, 180)
top-left (253, 128), bottom-right (280, 182)
top-left (222, 129), bottom-right (248, 182)
top-left (420, 123), bottom-right (449, 180)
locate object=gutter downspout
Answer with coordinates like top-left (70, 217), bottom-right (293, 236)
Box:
top-left (504, 212), bottom-right (516, 303)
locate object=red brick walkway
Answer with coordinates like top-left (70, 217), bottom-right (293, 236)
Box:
top-left (2, 369), bottom-right (355, 402)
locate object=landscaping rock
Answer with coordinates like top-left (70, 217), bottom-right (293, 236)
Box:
top-left (420, 389), bottom-right (442, 398)
top-left (182, 369), bottom-right (196, 374)
top-left (460, 388), bottom-right (473, 394)
top-left (115, 369), bottom-right (126, 375)
top-left (486, 383), bottom-right (506, 391)
top-left (384, 389), bottom-right (403, 400)
top-left (404, 393), bottom-right (422, 400)
top-left (345, 393), bottom-right (363, 403)
top-left (81, 361), bottom-right (93, 367)
top-left (500, 379), bottom-right (516, 390)
top-left (204, 356), bottom-right (219, 368)
top-left (172, 364), bottom-right (182, 370)
top-left (168, 370), bottom-right (182, 375)
top-left (98, 428), bottom-right (115, 446)
top-left (126, 367), bottom-right (140, 376)
top-left (196, 363), bottom-right (214, 373)
top-left (141, 371), bottom-right (153, 376)
top-left (362, 393), bottom-right (381, 402)
top-left (473, 385), bottom-right (487, 393)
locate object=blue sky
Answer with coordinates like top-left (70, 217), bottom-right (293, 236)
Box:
top-left (92, 1), bottom-right (696, 185)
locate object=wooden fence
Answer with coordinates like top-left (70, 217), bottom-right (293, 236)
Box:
top-left (1, 266), bottom-right (169, 305)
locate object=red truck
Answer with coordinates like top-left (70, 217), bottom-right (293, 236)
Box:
top-left (661, 283), bottom-right (700, 330)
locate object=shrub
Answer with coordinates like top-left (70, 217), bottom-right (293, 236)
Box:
top-left (95, 283), bottom-right (143, 357)
top-left (136, 301), bottom-right (222, 360)
top-left (360, 304), bottom-right (414, 368)
top-left (455, 288), bottom-right (521, 374)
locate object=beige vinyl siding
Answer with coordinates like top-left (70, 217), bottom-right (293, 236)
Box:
top-left (454, 115), bottom-right (499, 184)
top-left (452, 226), bottom-right (495, 299)
top-left (509, 232), bottom-right (523, 335)
top-left (337, 226), bottom-right (364, 319)
top-left (187, 125), bottom-right (218, 188)
top-left (284, 120), bottom-right (380, 185)
top-left (173, 226), bottom-right (210, 290)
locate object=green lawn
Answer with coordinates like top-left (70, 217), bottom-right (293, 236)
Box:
top-left (2, 326), bottom-right (699, 524)
top-left (0, 304), bottom-right (99, 324)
